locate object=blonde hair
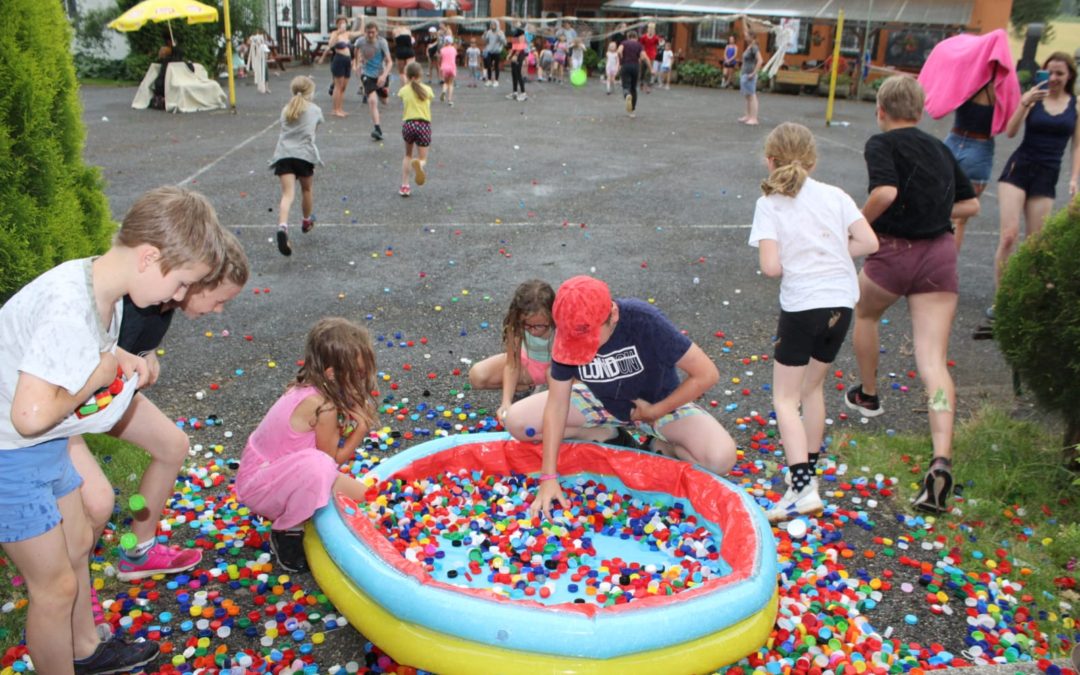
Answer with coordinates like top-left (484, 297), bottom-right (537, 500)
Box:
top-left (876, 75), bottom-right (924, 122)
top-left (188, 228), bottom-right (249, 295)
top-left (116, 186), bottom-right (225, 279)
top-left (405, 62), bottom-right (428, 101)
top-left (284, 76), bottom-right (314, 123)
top-left (761, 122), bottom-right (817, 197)
top-left (295, 318), bottom-right (378, 431)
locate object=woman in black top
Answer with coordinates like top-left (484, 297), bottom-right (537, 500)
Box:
top-left (318, 16), bottom-right (364, 118)
top-left (617, 30), bottom-right (648, 117)
top-left (392, 25), bottom-right (415, 82)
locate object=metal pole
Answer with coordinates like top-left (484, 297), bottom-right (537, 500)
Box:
top-left (825, 8), bottom-right (844, 125)
top-left (223, 0), bottom-right (237, 110)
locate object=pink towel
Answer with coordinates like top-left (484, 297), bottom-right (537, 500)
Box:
top-left (917, 29), bottom-right (1021, 136)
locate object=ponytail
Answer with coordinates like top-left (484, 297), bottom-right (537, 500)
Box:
top-left (760, 122), bottom-right (817, 198)
top-left (283, 75), bottom-right (315, 123)
top-left (405, 61), bottom-right (427, 101)
top-left (761, 161), bottom-right (809, 197)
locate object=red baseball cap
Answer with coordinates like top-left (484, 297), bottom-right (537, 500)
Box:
top-left (552, 276), bottom-right (612, 365)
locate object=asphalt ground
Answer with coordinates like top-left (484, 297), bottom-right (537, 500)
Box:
top-left (61, 66), bottom-right (1075, 673)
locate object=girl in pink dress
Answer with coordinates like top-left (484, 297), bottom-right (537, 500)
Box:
top-left (236, 317), bottom-right (377, 572)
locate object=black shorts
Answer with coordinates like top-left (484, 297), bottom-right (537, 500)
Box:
top-left (272, 157), bottom-right (315, 178)
top-left (361, 75), bottom-right (389, 101)
top-left (330, 53), bottom-right (351, 79)
top-left (773, 307), bottom-right (853, 367)
top-left (999, 152), bottom-right (1061, 199)
top-left (396, 48), bottom-right (414, 61)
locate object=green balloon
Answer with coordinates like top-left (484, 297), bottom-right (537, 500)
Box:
top-left (570, 69), bottom-right (587, 87)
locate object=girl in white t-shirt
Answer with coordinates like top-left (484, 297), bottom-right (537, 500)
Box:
top-left (604, 41), bottom-right (619, 94)
top-left (748, 122), bottom-right (878, 523)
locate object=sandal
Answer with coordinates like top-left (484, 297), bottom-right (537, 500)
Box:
top-left (301, 217), bottom-right (315, 234)
top-left (912, 457), bottom-right (953, 514)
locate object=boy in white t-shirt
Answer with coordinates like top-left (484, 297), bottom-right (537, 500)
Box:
top-left (748, 123), bottom-right (878, 523)
top-left (466, 39), bottom-right (482, 85)
top-left (0, 186), bottom-right (226, 673)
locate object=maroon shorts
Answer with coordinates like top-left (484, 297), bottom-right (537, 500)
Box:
top-left (402, 119), bottom-right (431, 147)
top-left (863, 232), bottom-right (958, 296)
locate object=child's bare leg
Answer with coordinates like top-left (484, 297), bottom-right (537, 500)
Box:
top-left (278, 173), bottom-right (297, 225)
top-left (773, 361), bottom-right (810, 466)
top-left (401, 142), bottom-right (414, 187)
top-left (70, 435), bottom-right (115, 539)
top-left (332, 473), bottom-right (372, 502)
top-left (109, 393), bottom-right (190, 545)
top-left (468, 353), bottom-right (534, 391)
top-left (3, 491), bottom-right (98, 670)
top-left (299, 175), bottom-right (314, 219)
top-left (799, 359), bottom-right (831, 457)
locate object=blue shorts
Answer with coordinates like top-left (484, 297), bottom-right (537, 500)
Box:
top-left (740, 72), bottom-right (757, 96)
top-left (0, 438), bottom-right (84, 543)
top-left (944, 133), bottom-right (994, 186)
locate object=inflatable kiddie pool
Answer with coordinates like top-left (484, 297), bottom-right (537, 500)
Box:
top-left (307, 432), bottom-right (778, 675)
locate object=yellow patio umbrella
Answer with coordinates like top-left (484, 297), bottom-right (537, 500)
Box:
top-left (108, 0), bottom-right (238, 110)
top-left (108, 0), bottom-right (219, 43)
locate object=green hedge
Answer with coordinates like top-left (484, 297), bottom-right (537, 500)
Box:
top-left (676, 60), bottom-right (723, 88)
top-left (995, 199), bottom-right (1080, 468)
top-left (0, 0), bottom-right (113, 302)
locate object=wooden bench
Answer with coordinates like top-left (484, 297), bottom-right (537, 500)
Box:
top-left (770, 69), bottom-right (819, 94)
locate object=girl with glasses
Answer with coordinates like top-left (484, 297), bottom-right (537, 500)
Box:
top-left (468, 280), bottom-right (555, 423)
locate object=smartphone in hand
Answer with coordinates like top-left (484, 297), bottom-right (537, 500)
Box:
top-left (1035, 69), bottom-right (1050, 86)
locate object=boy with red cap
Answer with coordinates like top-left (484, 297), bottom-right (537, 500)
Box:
top-left (504, 275), bottom-right (737, 518)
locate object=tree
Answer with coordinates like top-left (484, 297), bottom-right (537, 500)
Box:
top-left (1011, 0), bottom-right (1061, 40)
top-left (0, 0), bottom-right (113, 301)
top-left (995, 198), bottom-right (1080, 471)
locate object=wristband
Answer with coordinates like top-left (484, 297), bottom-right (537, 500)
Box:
top-left (538, 473), bottom-right (558, 481)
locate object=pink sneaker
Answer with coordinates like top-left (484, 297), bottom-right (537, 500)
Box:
top-left (116, 544), bottom-right (203, 581)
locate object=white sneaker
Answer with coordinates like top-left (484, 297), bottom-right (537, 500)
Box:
top-left (506, 92), bottom-right (518, 100)
top-left (492, 81), bottom-right (499, 88)
top-left (517, 92), bottom-right (527, 101)
top-left (485, 81), bottom-right (492, 87)
top-left (766, 480), bottom-right (824, 523)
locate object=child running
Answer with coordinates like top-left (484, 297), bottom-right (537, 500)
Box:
top-left (605, 41), bottom-right (619, 94)
top-left (749, 122), bottom-right (879, 522)
top-left (467, 280), bottom-right (556, 423)
top-left (397, 62), bottom-right (434, 197)
top-left (439, 39), bottom-right (458, 105)
top-left (236, 317), bottom-right (378, 572)
top-left (271, 75), bottom-right (323, 257)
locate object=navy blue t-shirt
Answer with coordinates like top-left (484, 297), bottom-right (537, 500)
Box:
top-left (549, 299), bottom-right (692, 422)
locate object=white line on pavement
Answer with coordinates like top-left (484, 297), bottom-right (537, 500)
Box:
top-left (178, 119), bottom-right (281, 188)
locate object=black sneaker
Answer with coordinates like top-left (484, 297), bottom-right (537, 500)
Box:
top-left (845, 385), bottom-right (883, 418)
top-left (276, 228), bottom-right (291, 256)
top-left (608, 426), bottom-right (646, 450)
top-left (370, 127), bottom-right (383, 141)
top-left (912, 459), bottom-right (953, 514)
top-left (74, 636), bottom-right (159, 675)
top-left (270, 529), bottom-right (309, 573)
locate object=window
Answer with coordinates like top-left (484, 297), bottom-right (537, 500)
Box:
top-left (510, 0), bottom-right (539, 19)
top-left (696, 19), bottom-right (731, 45)
top-left (298, 0), bottom-right (314, 28)
top-left (461, 0), bottom-right (492, 32)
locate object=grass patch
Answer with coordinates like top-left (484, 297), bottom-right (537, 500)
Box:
top-left (837, 406), bottom-right (1080, 622)
top-left (0, 434), bottom-right (150, 653)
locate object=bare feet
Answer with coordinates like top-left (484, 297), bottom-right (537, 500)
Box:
top-left (332, 111), bottom-right (348, 118)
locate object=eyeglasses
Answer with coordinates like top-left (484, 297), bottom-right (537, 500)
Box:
top-left (523, 322), bottom-right (551, 331)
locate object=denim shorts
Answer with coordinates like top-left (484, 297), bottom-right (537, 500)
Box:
top-left (944, 133), bottom-right (994, 186)
top-left (0, 438), bottom-right (84, 543)
top-left (740, 72), bottom-right (757, 96)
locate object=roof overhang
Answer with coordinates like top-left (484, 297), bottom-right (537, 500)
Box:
top-left (599, 0), bottom-right (974, 26)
